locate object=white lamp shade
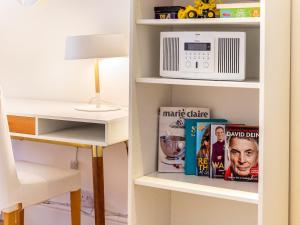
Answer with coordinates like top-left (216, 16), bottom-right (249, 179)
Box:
top-left (65, 34), bottom-right (128, 60)
top-left (17, 0), bottom-right (39, 6)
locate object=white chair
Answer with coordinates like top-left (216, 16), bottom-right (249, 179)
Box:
top-left (0, 92), bottom-right (81, 225)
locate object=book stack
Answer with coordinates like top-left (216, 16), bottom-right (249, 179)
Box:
top-left (157, 106), bottom-right (259, 183)
top-left (217, 2), bottom-right (260, 18)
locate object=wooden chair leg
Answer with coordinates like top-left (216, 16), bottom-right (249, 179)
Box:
top-left (3, 203), bottom-right (22, 225)
top-left (3, 211), bottom-right (18, 225)
top-left (19, 209), bottom-right (24, 225)
top-left (16, 203), bottom-right (23, 225)
top-left (70, 189), bottom-right (81, 225)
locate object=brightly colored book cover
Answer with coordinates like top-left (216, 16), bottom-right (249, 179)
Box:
top-left (196, 122), bottom-right (214, 176)
top-left (217, 3), bottom-right (260, 18)
top-left (224, 125), bottom-right (259, 182)
top-left (158, 107), bottom-right (210, 173)
top-left (210, 124), bottom-right (226, 178)
top-left (185, 119), bottom-right (227, 175)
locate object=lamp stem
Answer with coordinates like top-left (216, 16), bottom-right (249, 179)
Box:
top-left (94, 58), bottom-right (100, 94)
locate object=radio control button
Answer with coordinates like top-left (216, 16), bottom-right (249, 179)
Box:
top-left (186, 61), bottom-right (191, 68)
top-left (203, 62), bottom-right (209, 68)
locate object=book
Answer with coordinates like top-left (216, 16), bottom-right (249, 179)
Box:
top-left (217, 2), bottom-right (260, 9)
top-left (154, 6), bottom-right (184, 19)
top-left (224, 125), bottom-right (259, 182)
top-left (210, 124), bottom-right (226, 178)
top-left (196, 122), bottom-right (211, 176)
top-left (185, 119), bottom-right (227, 175)
top-left (158, 107), bottom-right (210, 173)
top-left (217, 3), bottom-right (260, 18)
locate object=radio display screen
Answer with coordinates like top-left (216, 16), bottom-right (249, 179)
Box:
top-left (184, 43), bottom-right (211, 51)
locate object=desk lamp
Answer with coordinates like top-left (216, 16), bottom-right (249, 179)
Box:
top-left (65, 34), bottom-right (127, 112)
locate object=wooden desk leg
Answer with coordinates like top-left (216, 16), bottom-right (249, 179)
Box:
top-left (92, 146), bottom-right (105, 225)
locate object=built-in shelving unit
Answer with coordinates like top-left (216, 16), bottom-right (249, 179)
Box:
top-left (136, 18), bottom-right (260, 26)
top-left (136, 77), bottom-right (260, 89)
top-left (130, 0), bottom-right (291, 224)
top-left (135, 173), bottom-right (258, 204)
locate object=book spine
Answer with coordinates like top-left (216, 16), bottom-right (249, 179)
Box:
top-left (220, 8), bottom-right (260, 18)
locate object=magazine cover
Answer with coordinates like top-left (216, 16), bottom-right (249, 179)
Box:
top-left (210, 124), bottom-right (226, 178)
top-left (224, 125), bottom-right (259, 182)
top-left (158, 107), bottom-right (210, 172)
top-left (196, 122), bottom-right (211, 176)
top-left (185, 119), bottom-right (227, 175)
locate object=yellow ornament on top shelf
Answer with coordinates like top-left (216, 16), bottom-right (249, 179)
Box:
top-left (178, 0), bottom-right (221, 19)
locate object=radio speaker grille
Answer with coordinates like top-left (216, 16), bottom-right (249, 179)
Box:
top-left (163, 37), bottom-right (179, 71)
top-left (218, 38), bottom-right (240, 74)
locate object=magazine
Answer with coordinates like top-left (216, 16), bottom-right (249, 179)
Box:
top-left (196, 122), bottom-right (211, 176)
top-left (185, 119), bottom-right (227, 175)
top-left (210, 124), bottom-right (226, 178)
top-left (158, 107), bottom-right (210, 172)
top-left (224, 125), bottom-right (259, 182)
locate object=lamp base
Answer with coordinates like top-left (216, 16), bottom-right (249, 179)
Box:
top-left (74, 104), bottom-right (120, 112)
top-left (75, 93), bottom-right (120, 112)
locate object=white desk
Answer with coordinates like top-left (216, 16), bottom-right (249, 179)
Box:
top-left (5, 98), bottom-right (128, 225)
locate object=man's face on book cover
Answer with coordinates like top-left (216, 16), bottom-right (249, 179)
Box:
top-left (229, 137), bottom-right (258, 176)
top-left (215, 127), bottom-right (225, 142)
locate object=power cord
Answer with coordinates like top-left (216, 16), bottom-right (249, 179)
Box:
top-left (70, 147), bottom-right (79, 169)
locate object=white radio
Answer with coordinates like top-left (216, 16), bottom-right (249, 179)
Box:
top-left (160, 31), bottom-right (246, 81)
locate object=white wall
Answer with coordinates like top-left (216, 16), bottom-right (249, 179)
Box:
top-left (0, 0), bottom-right (129, 105)
top-left (0, 0), bottom-right (129, 225)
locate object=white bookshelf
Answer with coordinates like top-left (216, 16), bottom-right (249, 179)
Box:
top-left (136, 77), bottom-right (260, 89)
top-left (136, 18), bottom-right (260, 26)
top-left (129, 0), bottom-right (290, 224)
top-left (135, 172), bottom-right (258, 204)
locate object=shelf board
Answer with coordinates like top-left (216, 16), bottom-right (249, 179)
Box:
top-left (135, 172), bottom-right (259, 204)
top-left (136, 77), bottom-right (260, 89)
top-left (38, 124), bottom-right (106, 146)
top-left (136, 18), bottom-right (260, 27)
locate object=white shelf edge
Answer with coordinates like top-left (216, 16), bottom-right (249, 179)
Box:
top-left (136, 18), bottom-right (260, 26)
top-left (10, 130), bottom-right (107, 146)
top-left (37, 134), bottom-right (106, 146)
top-left (134, 174), bottom-right (259, 205)
top-left (136, 77), bottom-right (260, 89)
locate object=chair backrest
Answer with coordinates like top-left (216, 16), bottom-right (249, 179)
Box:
top-left (0, 91), bottom-right (20, 210)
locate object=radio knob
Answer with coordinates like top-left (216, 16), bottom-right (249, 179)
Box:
top-left (186, 61), bottom-right (191, 68)
top-left (203, 62), bottom-right (209, 68)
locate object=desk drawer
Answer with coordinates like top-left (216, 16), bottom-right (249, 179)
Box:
top-left (7, 115), bottom-right (36, 135)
